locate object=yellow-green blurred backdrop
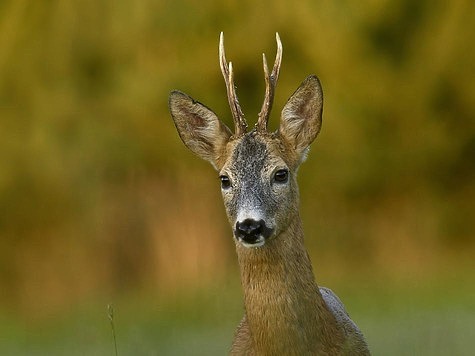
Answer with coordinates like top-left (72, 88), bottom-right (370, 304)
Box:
top-left (1, 0), bottom-right (474, 354)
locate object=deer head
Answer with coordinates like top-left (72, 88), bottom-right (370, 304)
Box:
top-left (169, 33), bottom-right (323, 248)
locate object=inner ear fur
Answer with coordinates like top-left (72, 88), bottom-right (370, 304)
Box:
top-left (279, 75), bottom-right (323, 158)
top-left (169, 90), bottom-right (232, 168)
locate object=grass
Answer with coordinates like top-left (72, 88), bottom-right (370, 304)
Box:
top-left (0, 278), bottom-right (474, 355)
top-left (362, 307), bottom-right (475, 355)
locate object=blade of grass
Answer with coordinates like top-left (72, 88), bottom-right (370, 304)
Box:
top-left (107, 304), bottom-right (118, 356)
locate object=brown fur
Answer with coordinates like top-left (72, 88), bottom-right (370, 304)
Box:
top-left (231, 218), bottom-right (347, 355)
top-left (169, 34), bottom-right (370, 355)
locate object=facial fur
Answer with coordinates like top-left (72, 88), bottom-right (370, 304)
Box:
top-left (169, 74), bottom-right (322, 248)
top-left (218, 130), bottom-right (300, 247)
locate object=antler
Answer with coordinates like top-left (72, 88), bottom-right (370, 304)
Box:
top-left (219, 32), bottom-right (247, 136)
top-left (256, 33), bottom-right (283, 132)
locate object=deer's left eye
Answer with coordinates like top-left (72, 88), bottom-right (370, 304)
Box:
top-left (273, 169), bottom-right (289, 183)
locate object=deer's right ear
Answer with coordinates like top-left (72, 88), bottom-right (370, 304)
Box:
top-left (169, 90), bottom-right (232, 169)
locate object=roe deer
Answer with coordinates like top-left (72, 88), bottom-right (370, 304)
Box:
top-left (169, 33), bottom-right (370, 355)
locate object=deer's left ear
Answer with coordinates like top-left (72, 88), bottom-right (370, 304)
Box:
top-left (169, 90), bottom-right (232, 169)
top-left (279, 75), bottom-right (323, 160)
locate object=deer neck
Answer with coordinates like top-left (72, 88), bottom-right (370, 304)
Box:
top-left (235, 215), bottom-right (342, 354)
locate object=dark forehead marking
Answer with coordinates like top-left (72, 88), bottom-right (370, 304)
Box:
top-left (231, 132), bottom-right (269, 175)
top-left (233, 133), bottom-right (267, 163)
top-left (234, 133), bottom-right (267, 159)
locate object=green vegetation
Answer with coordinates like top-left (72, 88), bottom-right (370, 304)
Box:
top-left (0, 0), bottom-right (474, 353)
top-left (1, 278), bottom-right (474, 355)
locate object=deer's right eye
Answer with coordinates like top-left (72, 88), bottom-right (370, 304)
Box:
top-left (219, 175), bottom-right (231, 189)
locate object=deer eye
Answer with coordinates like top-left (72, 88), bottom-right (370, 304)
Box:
top-left (274, 169), bottom-right (289, 183)
top-left (219, 175), bottom-right (231, 189)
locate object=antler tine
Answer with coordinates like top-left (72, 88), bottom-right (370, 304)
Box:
top-left (219, 32), bottom-right (247, 136)
top-left (257, 32), bottom-right (283, 132)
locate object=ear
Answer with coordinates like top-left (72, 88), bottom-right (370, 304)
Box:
top-left (279, 75), bottom-right (323, 160)
top-left (169, 90), bottom-right (232, 169)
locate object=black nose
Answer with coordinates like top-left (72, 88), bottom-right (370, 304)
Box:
top-left (235, 219), bottom-right (265, 244)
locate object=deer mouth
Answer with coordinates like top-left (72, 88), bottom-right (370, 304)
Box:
top-left (234, 219), bottom-right (274, 248)
top-left (238, 235), bottom-right (266, 248)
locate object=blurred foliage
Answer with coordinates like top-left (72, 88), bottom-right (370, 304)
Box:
top-left (0, 0), bottom-right (474, 331)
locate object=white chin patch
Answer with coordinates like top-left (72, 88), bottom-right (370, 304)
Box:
top-left (238, 236), bottom-right (266, 248)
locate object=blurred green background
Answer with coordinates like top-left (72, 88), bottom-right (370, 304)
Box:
top-left (1, 0), bottom-right (474, 354)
